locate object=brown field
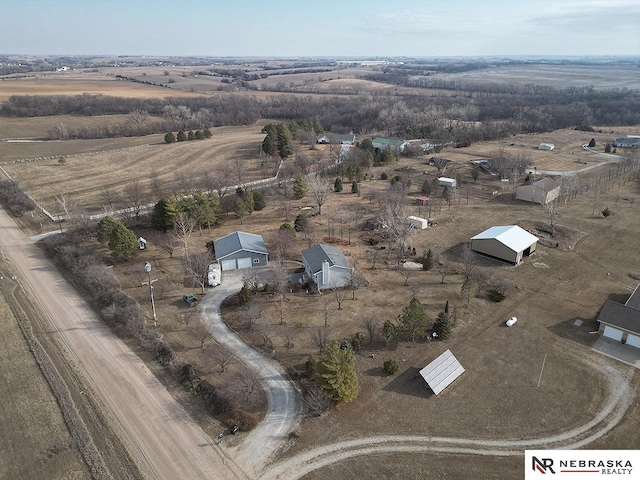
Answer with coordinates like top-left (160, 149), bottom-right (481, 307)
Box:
top-left (2, 125), bottom-right (270, 213)
top-left (430, 64), bottom-right (640, 90)
top-left (0, 281), bottom-right (90, 479)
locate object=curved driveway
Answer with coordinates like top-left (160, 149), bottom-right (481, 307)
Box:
top-left (199, 269), bottom-right (303, 478)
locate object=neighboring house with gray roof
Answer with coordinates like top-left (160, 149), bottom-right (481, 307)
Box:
top-left (213, 231), bottom-right (268, 271)
top-left (597, 284), bottom-right (640, 349)
top-left (301, 244), bottom-right (353, 291)
top-left (316, 133), bottom-right (356, 145)
top-left (612, 136), bottom-right (640, 149)
top-left (372, 137), bottom-right (408, 152)
top-left (515, 177), bottom-right (561, 205)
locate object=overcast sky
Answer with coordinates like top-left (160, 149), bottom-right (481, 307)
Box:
top-left (3, 0), bottom-right (639, 57)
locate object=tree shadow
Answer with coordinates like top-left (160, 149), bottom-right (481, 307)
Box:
top-left (363, 367), bottom-right (387, 377)
top-left (382, 366), bottom-right (432, 399)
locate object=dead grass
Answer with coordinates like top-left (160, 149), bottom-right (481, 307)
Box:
top-left (0, 281), bottom-right (90, 479)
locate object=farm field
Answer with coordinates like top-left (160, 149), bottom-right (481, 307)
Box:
top-left (430, 64), bottom-right (640, 90)
top-left (0, 282), bottom-right (90, 479)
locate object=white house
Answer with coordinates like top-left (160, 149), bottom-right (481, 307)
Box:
top-left (372, 137), bottom-right (408, 152)
top-left (538, 143), bottom-right (555, 150)
top-left (515, 177), bottom-right (561, 205)
top-left (407, 216), bottom-right (429, 230)
top-left (301, 244), bottom-right (353, 291)
top-left (612, 136), bottom-right (640, 149)
top-left (213, 231), bottom-right (268, 271)
top-left (438, 177), bottom-right (457, 188)
top-left (316, 133), bottom-right (356, 145)
top-left (597, 284), bottom-right (640, 348)
top-left (471, 225), bottom-right (538, 264)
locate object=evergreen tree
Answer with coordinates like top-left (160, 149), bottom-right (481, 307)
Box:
top-left (277, 123), bottom-right (293, 158)
top-left (604, 143), bottom-right (611, 153)
top-left (294, 213), bottom-right (308, 233)
top-left (238, 282), bottom-right (252, 306)
top-left (96, 216), bottom-right (118, 243)
top-left (176, 130), bottom-right (187, 142)
top-left (151, 199), bottom-right (174, 232)
top-left (433, 311), bottom-right (452, 340)
top-left (262, 134), bottom-right (274, 156)
top-left (398, 297), bottom-right (429, 341)
top-left (351, 181), bottom-right (359, 194)
top-left (164, 132), bottom-right (176, 144)
top-left (108, 222), bottom-right (138, 262)
top-left (588, 138), bottom-right (596, 148)
top-left (382, 320), bottom-right (397, 346)
top-left (334, 177), bottom-right (343, 192)
top-left (315, 342), bottom-right (359, 404)
top-left (293, 175), bottom-right (308, 199)
top-left (380, 145), bottom-right (394, 163)
top-left (253, 190), bottom-right (266, 211)
top-left (422, 248), bottom-right (433, 270)
top-left (187, 130), bottom-right (195, 141)
top-left (194, 130), bottom-right (204, 140)
top-left (203, 128), bottom-right (212, 138)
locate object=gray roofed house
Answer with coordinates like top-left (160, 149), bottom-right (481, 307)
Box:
top-left (316, 133), bottom-right (356, 145)
top-left (612, 136), bottom-right (640, 149)
top-left (213, 231), bottom-right (268, 271)
top-left (596, 284), bottom-right (640, 349)
top-left (301, 244), bottom-right (353, 291)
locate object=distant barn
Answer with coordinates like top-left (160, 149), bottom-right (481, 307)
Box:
top-left (471, 225), bottom-right (538, 264)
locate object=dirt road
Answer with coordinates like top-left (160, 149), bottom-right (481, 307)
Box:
top-left (0, 207), bottom-right (249, 480)
top-left (199, 270), bottom-right (302, 478)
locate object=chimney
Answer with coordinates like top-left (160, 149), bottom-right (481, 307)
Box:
top-left (321, 261), bottom-right (330, 286)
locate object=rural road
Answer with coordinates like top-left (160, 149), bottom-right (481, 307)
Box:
top-left (199, 269), bottom-right (303, 478)
top-left (0, 207), bottom-right (249, 480)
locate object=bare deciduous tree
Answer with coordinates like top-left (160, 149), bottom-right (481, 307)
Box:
top-left (363, 315), bottom-right (378, 344)
top-left (129, 109), bottom-right (150, 132)
top-left (173, 212), bottom-right (196, 259)
top-left (272, 298), bottom-right (288, 325)
top-left (239, 304), bottom-right (262, 330)
top-left (460, 243), bottom-right (477, 280)
top-left (229, 370), bottom-right (263, 408)
top-left (122, 181), bottom-right (148, 218)
top-left (183, 250), bottom-right (215, 294)
top-left (207, 343), bottom-right (235, 373)
top-left (333, 288), bottom-right (349, 310)
top-left (304, 174), bottom-right (333, 215)
top-left (253, 320), bottom-right (272, 348)
top-left (319, 298), bottom-right (331, 328)
top-left (278, 325), bottom-right (296, 349)
top-left (437, 256), bottom-right (453, 284)
top-left (98, 187), bottom-right (121, 213)
top-left (191, 322), bottom-right (211, 349)
top-left (305, 386), bottom-right (331, 416)
top-left (310, 327), bottom-right (329, 353)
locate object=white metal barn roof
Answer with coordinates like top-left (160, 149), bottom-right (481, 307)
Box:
top-left (419, 349), bottom-right (465, 395)
top-left (471, 225), bottom-right (538, 253)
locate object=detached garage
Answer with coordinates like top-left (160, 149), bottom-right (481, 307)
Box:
top-left (597, 284), bottom-right (640, 349)
top-left (213, 231), bottom-right (268, 271)
top-left (471, 225), bottom-right (538, 264)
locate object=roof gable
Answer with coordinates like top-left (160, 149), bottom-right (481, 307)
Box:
top-left (471, 225), bottom-right (538, 252)
top-left (302, 244), bottom-right (352, 274)
top-left (214, 231), bottom-right (268, 259)
top-left (598, 300), bottom-right (640, 334)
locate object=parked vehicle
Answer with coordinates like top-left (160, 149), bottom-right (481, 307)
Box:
top-left (183, 294), bottom-right (199, 307)
top-left (506, 316), bottom-right (518, 327)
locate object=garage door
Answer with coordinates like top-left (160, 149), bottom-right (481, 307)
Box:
top-left (220, 259), bottom-right (236, 271)
top-left (603, 325), bottom-right (623, 342)
top-left (626, 333), bottom-right (640, 349)
top-left (236, 257), bottom-right (253, 269)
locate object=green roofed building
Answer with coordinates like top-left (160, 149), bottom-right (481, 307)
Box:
top-left (372, 137), bottom-right (408, 152)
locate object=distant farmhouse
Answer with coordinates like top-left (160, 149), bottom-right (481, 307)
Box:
top-left (612, 135), bottom-right (640, 149)
top-left (316, 133), bottom-right (356, 145)
top-left (515, 177), bottom-right (561, 205)
top-left (302, 244), bottom-right (353, 291)
top-left (372, 137), bottom-right (408, 153)
top-left (213, 231), bottom-right (268, 271)
top-left (471, 225), bottom-right (538, 264)
top-left (596, 284), bottom-right (640, 349)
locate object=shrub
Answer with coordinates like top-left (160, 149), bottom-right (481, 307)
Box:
top-left (155, 341), bottom-right (176, 366)
top-left (350, 332), bottom-right (364, 352)
top-left (227, 410), bottom-right (258, 431)
top-left (305, 355), bottom-right (317, 377)
top-left (164, 132), bottom-right (176, 143)
top-left (180, 364), bottom-right (199, 386)
top-left (380, 172), bottom-right (389, 180)
top-left (602, 207), bottom-right (612, 217)
top-left (488, 289), bottom-right (506, 302)
top-left (383, 359), bottom-right (399, 375)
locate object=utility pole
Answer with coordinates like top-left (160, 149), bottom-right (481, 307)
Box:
top-left (143, 261), bottom-right (158, 327)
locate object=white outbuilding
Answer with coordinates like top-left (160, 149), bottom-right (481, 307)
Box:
top-left (471, 225), bottom-right (538, 264)
top-left (407, 215), bottom-right (429, 230)
top-left (515, 177), bottom-right (561, 205)
top-left (438, 177), bottom-right (457, 188)
top-left (419, 349), bottom-right (465, 395)
top-left (538, 143), bottom-right (555, 150)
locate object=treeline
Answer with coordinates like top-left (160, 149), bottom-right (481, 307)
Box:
top-left (0, 180), bottom-right (37, 216)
